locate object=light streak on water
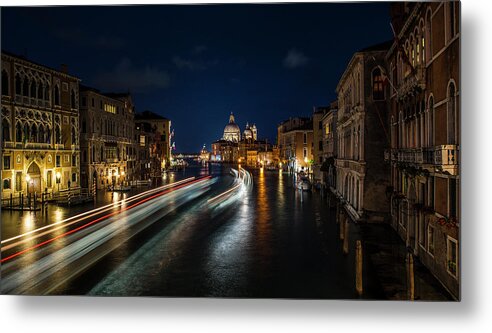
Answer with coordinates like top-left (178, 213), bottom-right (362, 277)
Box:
top-left (0, 177), bottom-right (215, 295)
top-left (1, 177), bottom-right (196, 252)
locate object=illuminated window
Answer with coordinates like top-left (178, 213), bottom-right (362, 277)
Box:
top-left (372, 68), bottom-right (385, 100)
top-left (3, 178), bottom-right (11, 190)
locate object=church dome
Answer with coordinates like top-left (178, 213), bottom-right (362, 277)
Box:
top-left (243, 122), bottom-right (253, 140)
top-left (223, 112), bottom-right (241, 142)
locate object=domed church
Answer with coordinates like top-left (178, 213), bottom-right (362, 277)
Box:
top-left (222, 112), bottom-right (241, 142)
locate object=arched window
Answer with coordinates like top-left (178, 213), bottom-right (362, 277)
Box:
top-left (45, 126), bottom-right (51, 143)
top-left (2, 70), bottom-right (9, 96)
top-left (71, 126), bottom-right (77, 145)
top-left (54, 85), bottom-right (60, 105)
top-left (425, 9), bottom-right (432, 61)
top-left (2, 118), bottom-right (10, 142)
top-left (30, 123), bottom-right (38, 143)
top-left (45, 84), bottom-right (50, 101)
top-left (30, 80), bottom-right (36, 98)
top-left (16, 122), bottom-right (22, 142)
top-left (100, 146), bottom-right (104, 161)
top-left (372, 68), bottom-right (384, 100)
top-left (23, 123), bottom-right (29, 143)
top-left (38, 124), bottom-right (44, 143)
top-left (55, 125), bottom-right (61, 144)
top-left (70, 89), bottom-right (76, 109)
top-left (429, 96), bottom-right (434, 146)
top-left (37, 83), bottom-right (43, 100)
top-left (23, 78), bottom-right (29, 97)
top-left (448, 1), bottom-right (456, 39)
top-left (448, 82), bottom-right (457, 144)
top-left (15, 74), bottom-right (22, 95)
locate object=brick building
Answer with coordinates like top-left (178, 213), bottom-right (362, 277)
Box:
top-left (386, 1), bottom-right (460, 299)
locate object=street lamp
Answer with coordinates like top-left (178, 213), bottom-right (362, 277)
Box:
top-left (56, 172), bottom-right (61, 193)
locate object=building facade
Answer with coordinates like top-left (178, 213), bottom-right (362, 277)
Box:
top-left (277, 117), bottom-right (314, 174)
top-left (312, 106), bottom-right (330, 183)
top-left (320, 101), bottom-right (338, 189)
top-left (386, 2), bottom-right (460, 299)
top-left (135, 110), bottom-right (172, 172)
top-left (79, 86), bottom-right (135, 190)
top-left (334, 41), bottom-right (391, 223)
top-left (1, 51), bottom-right (80, 199)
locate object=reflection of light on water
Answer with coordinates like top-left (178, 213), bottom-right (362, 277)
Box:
top-left (54, 208), bottom-right (64, 222)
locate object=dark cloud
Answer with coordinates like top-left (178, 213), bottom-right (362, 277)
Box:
top-left (93, 58), bottom-right (170, 93)
top-left (283, 49), bottom-right (309, 69)
top-left (172, 56), bottom-right (207, 71)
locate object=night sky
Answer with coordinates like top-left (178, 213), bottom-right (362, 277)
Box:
top-left (2, 3), bottom-right (392, 153)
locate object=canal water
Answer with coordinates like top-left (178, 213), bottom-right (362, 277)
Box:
top-left (1, 162), bottom-right (452, 300)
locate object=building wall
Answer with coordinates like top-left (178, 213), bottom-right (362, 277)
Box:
top-left (1, 52), bottom-right (80, 199)
top-left (79, 89), bottom-right (135, 190)
top-left (386, 2), bottom-right (460, 299)
top-left (335, 49), bottom-right (390, 222)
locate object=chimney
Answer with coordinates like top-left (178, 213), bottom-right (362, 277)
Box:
top-left (60, 64), bottom-right (68, 74)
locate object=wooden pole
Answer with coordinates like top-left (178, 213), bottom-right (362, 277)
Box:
top-left (356, 240), bottom-right (363, 296)
top-left (343, 219), bottom-right (349, 254)
top-left (407, 252), bottom-right (415, 300)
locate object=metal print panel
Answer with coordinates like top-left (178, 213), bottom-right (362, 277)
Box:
top-left (0, 1), bottom-right (460, 300)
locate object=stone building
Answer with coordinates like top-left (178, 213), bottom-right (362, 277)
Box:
top-left (134, 121), bottom-right (158, 181)
top-left (320, 101), bottom-right (338, 189)
top-left (277, 117), bottom-right (313, 174)
top-left (334, 41), bottom-right (392, 223)
top-left (312, 106), bottom-right (330, 184)
top-left (135, 110), bottom-right (172, 172)
top-left (79, 86), bottom-right (135, 190)
top-left (1, 51), bottom-right (80, 199)
top-left (386, 2), bottom-right (460, 299)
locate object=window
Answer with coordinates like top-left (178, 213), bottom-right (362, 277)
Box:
top-left (3, 178), bottom-right (11, 190)
top-left (15, 172), bottom-right (22, 191)
top-left (2, 118), bottom-right (10, 142)
top-left (23, 78), bottom-right (29, 97)
top-left (318, 141), bottom-right (323, 150)
top-left (72, 173), bottom-right (77, 182)
top-left (3, 156), bottom-right (11, 170)
top-left (140, 135), bottom-right (146, 147)
top-left (71, 126), bottom-right (77, 145)
top-left (71, 89), bottom-right (76, 109)
top-left (372, 68), bottom-right (385, 100)
top-left (91, 98), bottom-right (95, 107)
top-left (449, 1), bottom-right (456, 39)
top-left (448, 82), bottom-right (457, 144)
top-left (449, 178), bottom-right (458, 218)
top-left (54, 85), bottom-right (60, 105)
top-left (56, 155), bottom-right (61, 167)
top-left (427, 225), bottom-right (435, 255)
top-left (64, 155), bottom-right (70, 163)
top-left (15, 74), bottom-right (22, 95)
top-left (30, 81), bottom-right (36, 98)
top-left (447, 237), bottom-right (458, 277)
top-left (47, 170), bottom-right (52, 188)
top-left (303, 147), bottom-right (307, 159)
top-left (55, 125), bottom-right (61, 144)
top-left (425, 10), bottom-right (432, 61)
top-left (72, 155), bottom-right (77, 167)
top-left (429, 96), bottom-right (434, 146)
top-left (303, 133), bottom-right (307, 144)
top-left (2, 70), bottom-right (8, 96)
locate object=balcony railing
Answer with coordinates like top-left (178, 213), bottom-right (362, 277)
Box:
top-left (396, 65), bottom-right (426, 100)
top-left (391, 145), bottom-right (459, 175)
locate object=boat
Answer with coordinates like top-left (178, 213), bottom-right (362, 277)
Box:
top-left (297, 177), bottom-right (311, 191)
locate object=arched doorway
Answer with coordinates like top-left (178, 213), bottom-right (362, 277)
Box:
top-left (27, 162), bottom-right (41, 194)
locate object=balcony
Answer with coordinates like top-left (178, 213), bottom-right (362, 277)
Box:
top-left (392, 145), bottom-right (459, 175)
top-left (396, 66), bottom-right (426, 101)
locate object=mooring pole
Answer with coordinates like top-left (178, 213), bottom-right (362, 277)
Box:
top-left (356, 240), bottom-right (363, 296)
